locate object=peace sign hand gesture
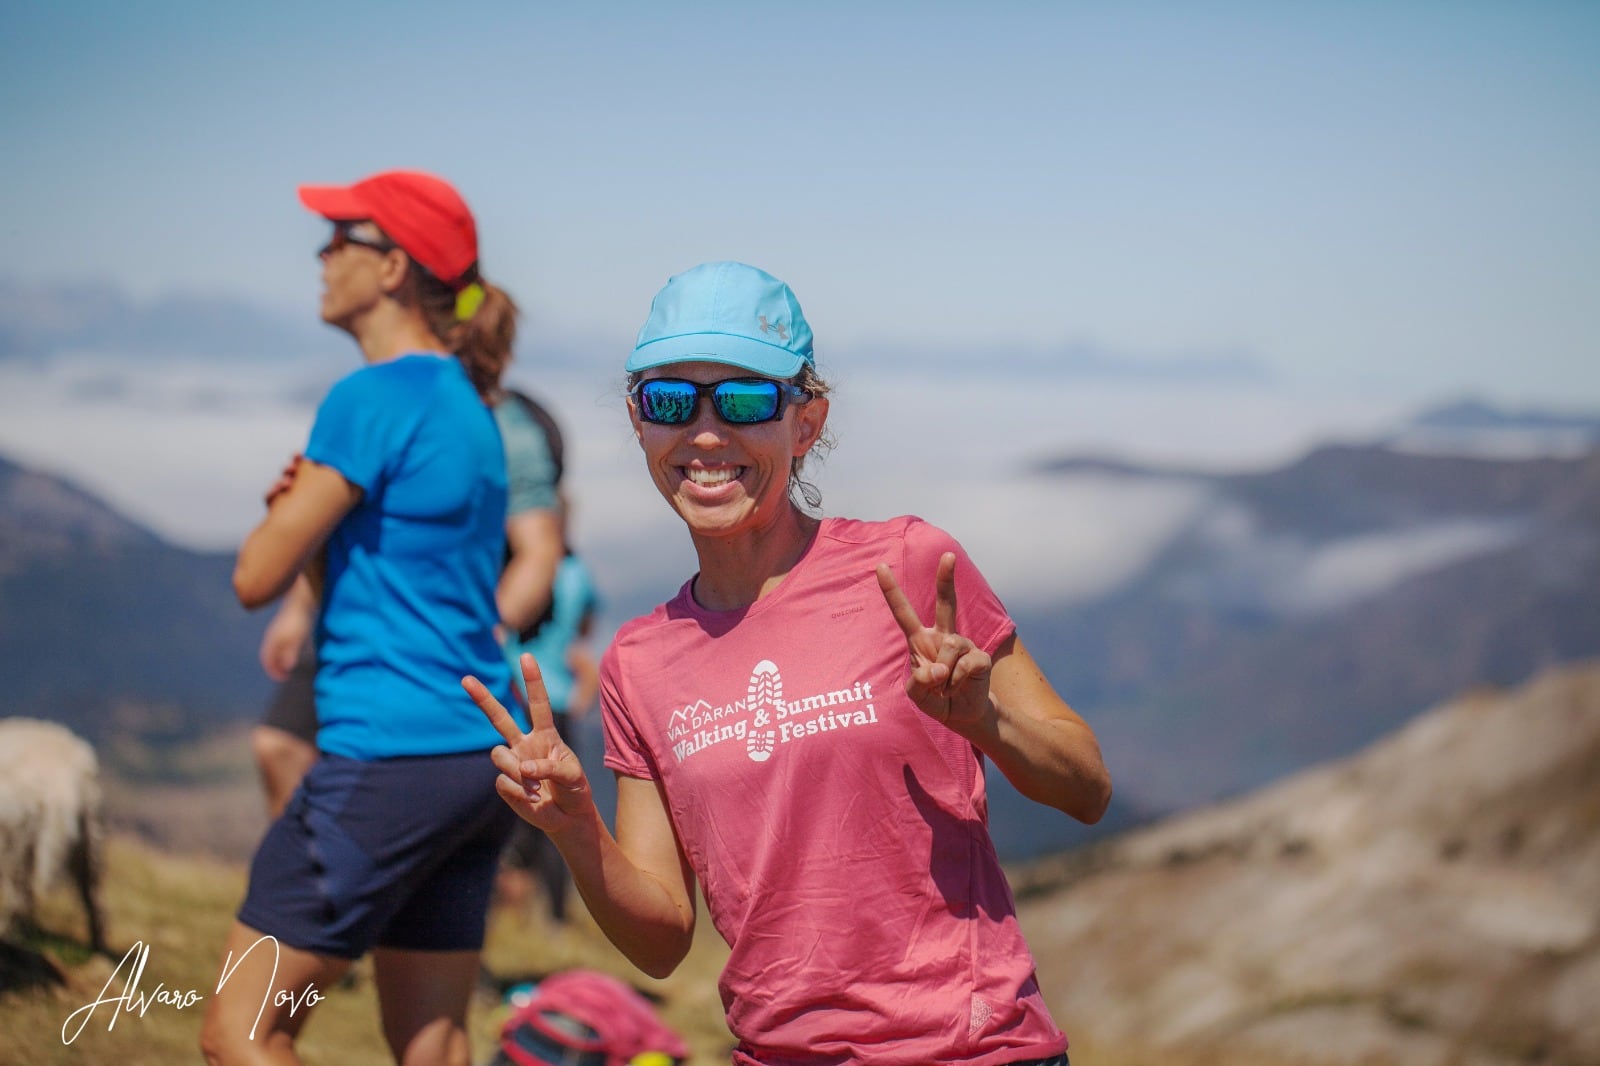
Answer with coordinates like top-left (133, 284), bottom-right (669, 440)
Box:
top-left (876, 551), bottom-right (994, 732)
top-left (463, 653), bottom-right (594, 835)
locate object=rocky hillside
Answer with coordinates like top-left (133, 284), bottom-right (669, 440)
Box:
top-left (1015, 660), bottom-right (1600, 1065)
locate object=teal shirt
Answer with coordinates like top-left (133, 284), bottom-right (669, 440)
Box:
top-left (493, 392), bottom-right (561, 515)
top-left (510, 553), bottom-right (600, 712)
top-left (493, 389), bottom-right (573, 706)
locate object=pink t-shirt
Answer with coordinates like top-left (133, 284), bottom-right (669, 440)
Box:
top-left (601, 516), bottom-right (1067, 1065)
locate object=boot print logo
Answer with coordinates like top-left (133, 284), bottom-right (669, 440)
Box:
top-left (745, 660), bottom-right (781, 762)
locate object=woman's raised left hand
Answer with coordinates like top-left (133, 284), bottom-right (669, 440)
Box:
top-left (876, 551), bottom-right (993, 731)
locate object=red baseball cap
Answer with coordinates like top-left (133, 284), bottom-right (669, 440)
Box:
top-left (298, 170), bottom-right (478, 289)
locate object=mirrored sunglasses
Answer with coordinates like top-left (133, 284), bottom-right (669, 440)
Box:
top-left (632, 377), bottom-right (812, 426)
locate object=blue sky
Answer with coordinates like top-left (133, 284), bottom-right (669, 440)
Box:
top-left (4, 1), bottom-right (1597, 404)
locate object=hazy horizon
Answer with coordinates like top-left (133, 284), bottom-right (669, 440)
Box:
top-left (5, 3), bottom-right (1596, 406)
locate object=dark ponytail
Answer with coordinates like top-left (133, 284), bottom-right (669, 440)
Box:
top-left (405, 265), bottom-right (519, 399)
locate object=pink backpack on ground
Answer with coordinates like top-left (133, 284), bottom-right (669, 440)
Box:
top-left (490, 968), bottom-right (691, 1066)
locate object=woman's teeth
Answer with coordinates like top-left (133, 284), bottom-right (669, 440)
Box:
top-left (685, 466), bottom-right (743, 486)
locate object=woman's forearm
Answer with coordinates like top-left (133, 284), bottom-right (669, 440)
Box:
top-left (956, 636), bottom-right (1113, 823)
top-left (234, 461), bottom-right (359, 609)
top-left (548, 801), bottom-right (697, 978)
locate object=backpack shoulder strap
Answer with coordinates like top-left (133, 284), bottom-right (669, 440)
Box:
top-left (507, 388), bottom-right (566, 483)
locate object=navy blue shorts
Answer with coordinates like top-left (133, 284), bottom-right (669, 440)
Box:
top-left (238, 749), bottom-right (515, 959)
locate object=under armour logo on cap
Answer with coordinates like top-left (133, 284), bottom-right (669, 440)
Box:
top-left (758, 316), bottom-right (789, 341)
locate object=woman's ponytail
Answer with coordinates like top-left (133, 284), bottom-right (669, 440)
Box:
top-left (407, 267), bottom-right (519, 398)
top-left (449, 280), bottom-right (518, 397)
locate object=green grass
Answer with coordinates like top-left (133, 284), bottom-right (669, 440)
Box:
top-left (0, 835), bottom-right (735, 1065)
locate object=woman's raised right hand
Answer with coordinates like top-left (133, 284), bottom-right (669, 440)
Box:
top-left (463, 653), bottom-right (594, 835)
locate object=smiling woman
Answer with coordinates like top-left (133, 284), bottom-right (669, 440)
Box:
top-left (627, 358), bottom-right (829, 586)
top-left (463, 261), bottom-right (1112, 1066)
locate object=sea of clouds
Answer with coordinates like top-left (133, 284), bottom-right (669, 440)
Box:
top-left (0, 350), bottom-right (1451, 625)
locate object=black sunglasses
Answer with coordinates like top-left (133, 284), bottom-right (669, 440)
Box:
top-left (316, 220), bottom-right (396, 259)
top-left (632, 377), bottom-right (812, 426)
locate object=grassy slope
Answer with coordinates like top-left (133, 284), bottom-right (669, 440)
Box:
top-left (1, 835), bottom-right (736, 1065)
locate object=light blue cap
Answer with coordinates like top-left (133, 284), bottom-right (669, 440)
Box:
top-left (626, 261), bottom-right (814, 378)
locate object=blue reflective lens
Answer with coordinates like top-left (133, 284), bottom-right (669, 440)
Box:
top-left (635, 378), bottom-right (806, 425)
top-left (711, 380), bottom-right (781, 422)
top-left (637, 380), bottom-right (701, 424)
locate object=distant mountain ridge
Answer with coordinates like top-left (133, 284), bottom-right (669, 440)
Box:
top-left (1410, 397), bottom-right (1600, 432)
top-left (1386, 398), bottom-right (1600, 460)
top-left (0, 277), bottom-right (344, 364)
top-left (986, 440), bottom-right (1600, 857)
top-left (0, 453), bottom-right (163, 566)
top-left (0, 453), bottom-right (269, 759)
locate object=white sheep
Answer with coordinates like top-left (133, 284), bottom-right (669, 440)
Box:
top-left (0, 717), bottom-right (107, 953)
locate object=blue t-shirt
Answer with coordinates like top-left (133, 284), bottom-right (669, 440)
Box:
top-left (304, 353), bottom-right (516, 758)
